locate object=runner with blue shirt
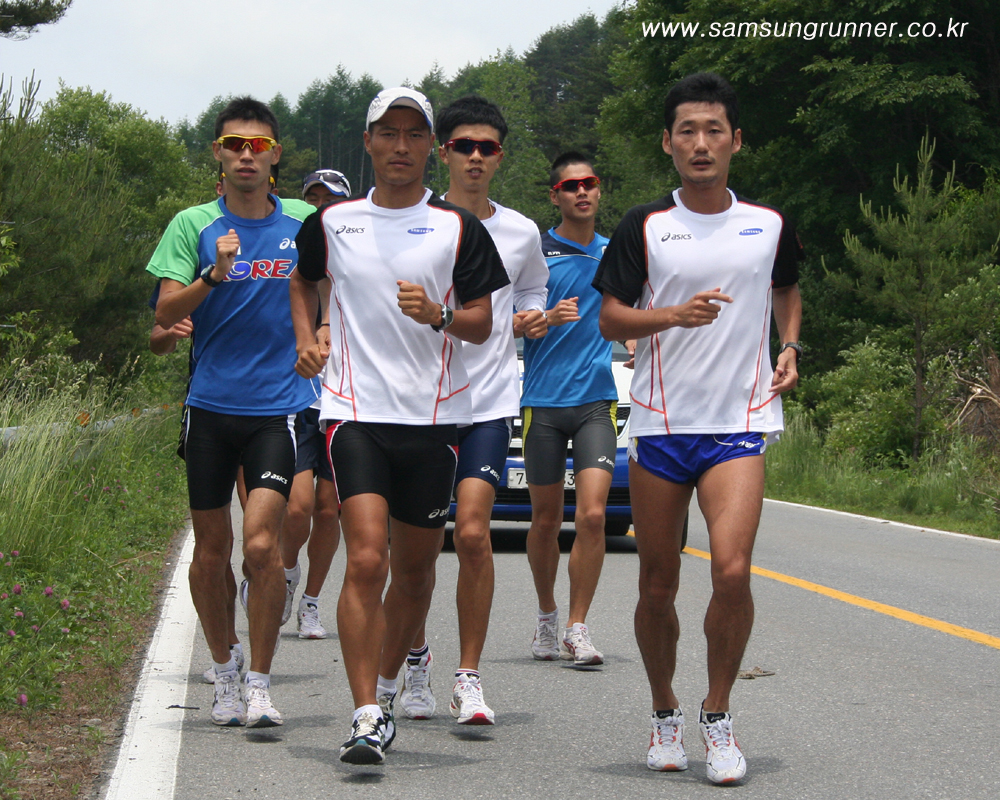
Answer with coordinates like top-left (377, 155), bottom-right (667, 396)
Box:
top-left (148, 97), bottom-right (316, 731)
top-left (523, 152), bottom-right (616, 667)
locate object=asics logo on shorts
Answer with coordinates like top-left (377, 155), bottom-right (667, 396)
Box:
top-left (480, 465), bottom-right (500, 480)
top-left (427, 507), bottom-right (450, 519)
top-left (598, 455), bottom-right (614, 465)
top-left (261, 471), bottom-right (289, 485)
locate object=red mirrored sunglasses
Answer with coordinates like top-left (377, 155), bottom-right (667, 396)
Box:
top-left (553, 176), bottom-right (600, 192)
top-left (216, 134), bottom-right (278, 153)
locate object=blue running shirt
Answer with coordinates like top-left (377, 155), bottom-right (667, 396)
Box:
top-left (520, 229), bottom-right (616, 408)
top-left (146, 196), bottom-right (317, 416)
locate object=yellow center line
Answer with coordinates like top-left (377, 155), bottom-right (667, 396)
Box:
top-left (683, 546), bottom-right (1000, 651)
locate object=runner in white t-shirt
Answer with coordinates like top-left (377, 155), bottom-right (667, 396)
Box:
top-left (594, 73), bottom-right (803, 785)
top-left (397, 96), bottom-right (550, 727)
top-left (289, 88), bottom-right (509, 766)
top-left (278, 169), bottom-right (352, 643)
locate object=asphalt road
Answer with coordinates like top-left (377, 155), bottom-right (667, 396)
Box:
top-left (117, 500), bottom-right (1000, 800)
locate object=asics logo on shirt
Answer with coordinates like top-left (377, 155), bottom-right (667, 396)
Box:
top-left (334, 225), bottom-right (366, 234)
top-left (660, 232), bottom-right (693, 242)
top-left (739, 228), bottom-right (764, 236)
top-left (261, 471), bottom-right (289, 484)
top-left (224, 260), bottom-right (295, 281)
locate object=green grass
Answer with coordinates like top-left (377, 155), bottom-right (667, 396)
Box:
top-left (766, 414), bottom-right (1000, 539)
top-left (0, 384), bottom-right (187, 793)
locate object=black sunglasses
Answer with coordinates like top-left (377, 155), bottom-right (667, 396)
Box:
top-left (444, 138), bottom-right (504, 158)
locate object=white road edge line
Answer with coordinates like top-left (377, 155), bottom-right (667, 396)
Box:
top-left (103, 526), bottom-right (197, 800)
top-left (765, 498), bottom-right (999, 544)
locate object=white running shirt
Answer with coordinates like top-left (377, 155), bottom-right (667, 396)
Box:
top-left (594, 189), bottom-right (803, 436)
top-left (296, 188), bottom-right (509, 425)
top-left (463, 200), bottom-right (548, 422)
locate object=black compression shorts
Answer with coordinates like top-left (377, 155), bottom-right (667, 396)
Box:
top-left (325, 420), bottom-right (458, 528)
top-left (183, 406), bottom-right (297, 510)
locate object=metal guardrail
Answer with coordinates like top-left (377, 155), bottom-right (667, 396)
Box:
top-left (1, 404), bottom-right (179, 448)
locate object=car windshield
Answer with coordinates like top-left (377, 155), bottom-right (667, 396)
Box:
top-left (516, 337), bottom-right (631, 362)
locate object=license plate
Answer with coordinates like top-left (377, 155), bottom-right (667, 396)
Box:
top-left (506, 468), bottom-right (575, 489)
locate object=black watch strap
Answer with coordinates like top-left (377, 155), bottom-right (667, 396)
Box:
top-left (200, 265), bottom-right (222, 288)
top-left (779, 342), bottom-right (802, 361)
top-left (431, 304), bottom-right (454, 332)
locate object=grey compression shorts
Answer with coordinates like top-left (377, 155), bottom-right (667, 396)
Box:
top-left (521, 400), bottom-right (617, 485)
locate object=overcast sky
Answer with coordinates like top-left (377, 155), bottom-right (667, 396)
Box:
top-left (0, 0), bottom-right (626, 125)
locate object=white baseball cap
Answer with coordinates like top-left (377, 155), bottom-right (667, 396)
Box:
top-left (366, 87), bottom-right (434, 132)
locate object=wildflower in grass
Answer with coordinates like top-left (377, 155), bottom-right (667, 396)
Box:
top-left (31, 625), bottom-right (38, 632)
top-left (18, 694), bottom-right (27, 707)
top-left (44, 587), bottom-right (53, 596)
top-left (11, 551), bottom-right (17, 557)
top-left (1, 593), bottom-right (7, 600)
top-left (61, 599), bottom-right (70, 610)
top-left (0, 552), bottom-right (4, 559)
top-left (13, 584), bottom-right (21, 595)
top-left (7, 630), bottom-right (14, 637)
top-left (14, 611), bottom-right (23, 618)
top-left (61, 627), bottom-right (69, 634)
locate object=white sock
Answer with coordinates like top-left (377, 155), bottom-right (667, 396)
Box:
top-left (376, 675), bottom-right (397, 696)
top-left (353, 704), bottom-right (382, 723)
top-left (245, 670), bottom-right (270, 687)
top-left (230, 642), bottom-right (243, 658)
top-left (300, 592), bottom-right (319, 607)
top-left (538, 607), bottom-right (558, 620)
top-left (284, 563), bottom-right (301, 583)
top-left (214, 657), bottom-right (237, 676)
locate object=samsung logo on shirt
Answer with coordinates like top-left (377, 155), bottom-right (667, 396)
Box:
top-left (739, 228), bottom-right (763, 236)
top-left (407, 227), bottom-right (435, 235)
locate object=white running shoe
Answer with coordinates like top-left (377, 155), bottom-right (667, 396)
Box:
top-left (210, 670), bottom-right (246, 726)
top-left (376, 691), bottom-right (397, 749)
top-left (340, 712), bottom-right (386, 765)
top-left (281, 565), bottom-right (300, 626)
top-left (400, 650), bottom-right (436, 719)
top-left (532, 614), bottom-right (560, 660)
top-left (699, 708), bottom-right (746, 784)
top-left (450, 674), bottom-right (495, 725)
top-left (244, 677), bottom-right (283, 728)
top-left (560, 622), bottom-right (604, 666)
top-left (202, 645), bottom-right (245, 684)
top-left (297, 600), bottom-right (327, 639)
top-left (647, 709), bottom-right (688, 771)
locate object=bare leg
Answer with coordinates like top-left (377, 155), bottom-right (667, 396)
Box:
top-left (303, 477), bottom-right (340, 597)
top-left (697, 456), bottom-right (764, 713)
top-left (630, 459), bottom-right (692, 710)
top-left (242, 487), bottom-right (287, 674)
top-left (566, 467), bottom-right (612, 625)
top-left (526, 481), bottom-right (564, 613)
top-left (452, 478), bottom-right (496, 671)
top-left (337, 493), bottom-right (390, 708)
top-left (190, 505), bottom-right (235, 664)
top-left (379, 520), bottom-right (445, 681)
top-left (281, 469), bottom-right (315, 571)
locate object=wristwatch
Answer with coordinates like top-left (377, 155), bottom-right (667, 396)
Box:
top-left (779, 341), bottom-right (803, 361)
top-left (200, 264), bottom-right (222, 288)
top-left (431, 304), bottom-right (454, 332)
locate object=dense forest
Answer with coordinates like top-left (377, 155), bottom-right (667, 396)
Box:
top-left (2, 0), bottom-right (999, 480)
